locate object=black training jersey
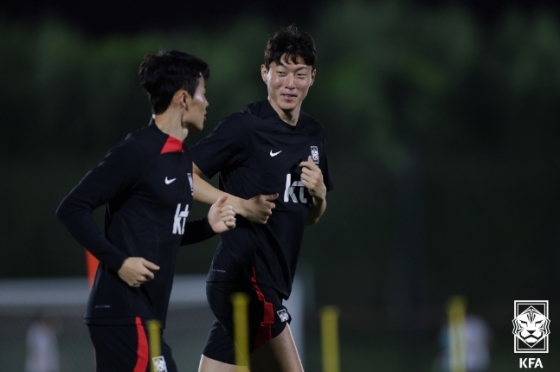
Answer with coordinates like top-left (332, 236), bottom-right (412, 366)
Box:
top-left (191, 100), bottom-right (334, 298)
top-left (57, 120), bottom-right (214, 327)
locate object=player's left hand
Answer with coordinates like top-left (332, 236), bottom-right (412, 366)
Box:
top-left (299, 156), bottom-right (326, 201)
top-left (208, 195), bottom-right (236, 233)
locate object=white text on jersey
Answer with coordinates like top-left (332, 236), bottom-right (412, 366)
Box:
top-left (284, 174), bottom-right (308, 203)
top-left (173, 204), bottom-right (190, 234)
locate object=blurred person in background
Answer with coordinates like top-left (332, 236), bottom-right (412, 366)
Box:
top-left (56, 50), bottom-right (237, 372)
top-left (25, 312), bottom-right (60, 372)
top-left (434, 313), bottom-right (493, 372)
top-left (192, 25), bottom-right (334, 372)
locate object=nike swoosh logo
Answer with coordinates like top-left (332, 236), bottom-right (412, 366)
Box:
top-left (270, 150), bottom-right (282, 157)
top-left (165, 177), bottom-right (177, 185)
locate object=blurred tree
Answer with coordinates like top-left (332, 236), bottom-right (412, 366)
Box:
top-left (0, 1), bottom-right (559, 332)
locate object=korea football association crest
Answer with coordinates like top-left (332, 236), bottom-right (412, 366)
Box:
top-left (310, 146), bottom-right (319, 165)
top-left (152, 356), bottom-right (168, 372)
top-left (187, 172), bottom-right (193, 195)
top-left (513, 300), bottom-right (551, 353)
top-left (277, 308), bottom-right (290, 323)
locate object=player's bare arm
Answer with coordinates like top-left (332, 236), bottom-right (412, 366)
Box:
top-left (192, 163), bottom-right (278, 224)
top-left (208, 195), bottom-right (236, 233)
top-left (117, 257), bottom-right (160, 287)
top-left (300, 155), bottom-right (327, 225)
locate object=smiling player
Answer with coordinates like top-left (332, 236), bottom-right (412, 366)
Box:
top-left (191, 25), bottom-right (334, 372)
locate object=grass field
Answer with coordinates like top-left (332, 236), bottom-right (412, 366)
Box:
top-left (3, 327), bottom-right (558, 371)
top-left (304, 328), bottom-right (558, 372)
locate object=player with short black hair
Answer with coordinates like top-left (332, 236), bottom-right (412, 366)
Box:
top-left (56, 50), bottom-right (236, 372)
top-left (192, 25), bottom-right (334, 372)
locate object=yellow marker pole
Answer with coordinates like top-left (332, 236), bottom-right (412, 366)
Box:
top-left (447, 296), bottom-right (467, 372)
top-left (232, 292), bottom-right (250, 371)
top-left (147, 319), bottom-right (161, 372)
top-left (320, 306), bottom-right (340, 372)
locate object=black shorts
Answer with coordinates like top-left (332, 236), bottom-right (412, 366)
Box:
top-left (202, 280), bottom-right (292, 365)
top-left (88, 317), bottom-right (177, 372)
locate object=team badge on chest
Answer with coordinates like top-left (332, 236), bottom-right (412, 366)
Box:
top-left (310, 146), bottom-right (319, 164)
top-left (187, 173), bottom-right (193, 195)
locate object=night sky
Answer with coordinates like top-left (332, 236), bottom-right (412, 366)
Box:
top-left (2, 0), bottom-right (560, 37)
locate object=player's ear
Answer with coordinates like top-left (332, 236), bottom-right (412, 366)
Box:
top-left (310, 68), bottom-right (316, 86)
top-left (260, 64), bottom-right (269, 84)
top-left (176, 89), bottom-right (191, 110)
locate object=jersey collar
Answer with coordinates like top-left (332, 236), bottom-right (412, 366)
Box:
top-left (149, 118), bottom-right (184, 153)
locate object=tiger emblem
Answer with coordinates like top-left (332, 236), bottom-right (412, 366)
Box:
top-left (310, 146), bottom-right (319, 164)
top-left (512, 306), bottom-right (551, 347)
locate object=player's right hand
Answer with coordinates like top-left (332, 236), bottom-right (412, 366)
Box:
top-left (118, 257), bottom-right (160, 287)
top-left (209, 195), bottom-right (236, 233)
top-left (243, 193), bottom-right (278, 224)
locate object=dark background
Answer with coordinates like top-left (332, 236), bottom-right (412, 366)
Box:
top-left (4, 0), bottom-right (560, 36)
top-left (1, 0), bottom-right (559, 370)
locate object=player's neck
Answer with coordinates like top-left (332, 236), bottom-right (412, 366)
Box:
top-left (153, 110), bottom-right (188, 141)
top-left (279, 111), bottom-right (299, 126)
top-left (268, 98), bottom-right (300, 126)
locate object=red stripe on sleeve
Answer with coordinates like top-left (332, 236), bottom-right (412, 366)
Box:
top-left (251, 267), bottom-right (275, 350)
top-left (160, 136), bottom-right (184, 154)
top-left (133, 317), bottom-right (149, 372)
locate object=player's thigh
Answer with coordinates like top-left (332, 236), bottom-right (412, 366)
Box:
top-left (198, 354), bottom-right (249, 372)
top-left (201, 319), bottom-right (236, 365)
top-left (250, 324), bottom-right (304, 372)
top-left (206, 282), bottom-right (302, 371)
top-left (88, 322), bottom-right (177, 372)
top-left (206, 281), bottom-right (292, 351)
top-left (199, 324), bottom-right (302, 372)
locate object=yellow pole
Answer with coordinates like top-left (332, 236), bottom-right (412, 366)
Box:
top-left (320, 306), bottom-right (340, 372)
top-left (147, 319), bottom-right (161, 372)
top-left (447, 296), bottom-right (467, 372)
top-left (232, 292), bottom-right (250, 371)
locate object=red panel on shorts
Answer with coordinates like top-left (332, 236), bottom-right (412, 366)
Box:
top-left (251, 266), bottom-right (275, 349)
top-left (133, 317), bottom-right (149, 372)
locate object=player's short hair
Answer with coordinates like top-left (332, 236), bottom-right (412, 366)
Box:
top-left (264, 25), bottom-right (317, 70)
top-left (138, 50), bottom-right (210, 115)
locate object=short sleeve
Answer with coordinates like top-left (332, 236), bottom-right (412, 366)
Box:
top-left (320, 137), bottom-right (334, 192)
top-left (190, 114), bottom-right (253, 178)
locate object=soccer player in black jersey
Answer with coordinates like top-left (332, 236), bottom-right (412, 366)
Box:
top-left (56, 50), bottom-right (238, 372)
top-left (191, 26), bottom-right (334, 372)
